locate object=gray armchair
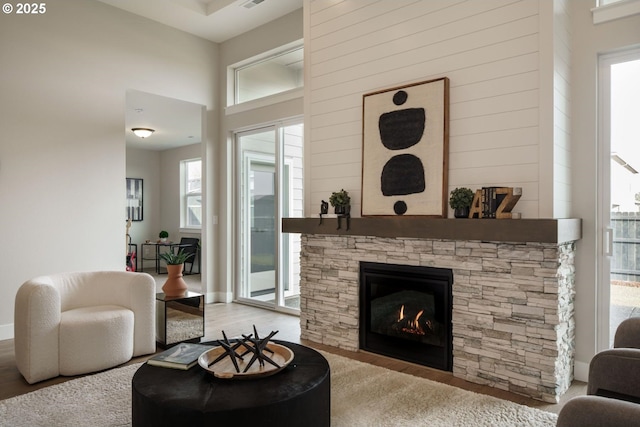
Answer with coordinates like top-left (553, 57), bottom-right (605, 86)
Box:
top-left (557, 317), bottom-right (640, 427)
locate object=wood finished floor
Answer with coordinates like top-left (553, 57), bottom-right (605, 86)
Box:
top-left (0, 302), bottom-right (586, 415)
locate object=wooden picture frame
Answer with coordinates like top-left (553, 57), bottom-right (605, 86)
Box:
top-left (361, 77), bottom-right (449, 217)
top-left (126, 178), bottom-right (143, 221)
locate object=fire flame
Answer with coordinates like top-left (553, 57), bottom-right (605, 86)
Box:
top-left (397, 305), bottom-right (428, 335)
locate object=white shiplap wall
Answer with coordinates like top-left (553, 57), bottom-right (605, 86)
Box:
top-left (305, 0), bottom-right (564, 218)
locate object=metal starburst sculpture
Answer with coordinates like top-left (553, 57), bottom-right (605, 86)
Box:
top-left (208, 325), bottom-right (281, 373)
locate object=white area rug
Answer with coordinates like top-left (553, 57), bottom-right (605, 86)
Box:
top-left (0, 352), bottom-right (557, 427)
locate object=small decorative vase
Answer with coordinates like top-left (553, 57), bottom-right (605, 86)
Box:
top-left (454, 207), bottom-right (470, 218)
top-left (334, 205), bottom-right (346, 215)
top-left (162, 264), bottom-right (188, 297)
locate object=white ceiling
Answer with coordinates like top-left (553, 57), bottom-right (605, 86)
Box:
top-left (126, 91), bottom-right (203, 151)
top-left (97, 0), bottom-right (303, 43)
top-left (106, 0), bottom-right (303, 151)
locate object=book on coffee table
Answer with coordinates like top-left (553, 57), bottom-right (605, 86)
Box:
top-left (147, 343), bottom-right (213, 370)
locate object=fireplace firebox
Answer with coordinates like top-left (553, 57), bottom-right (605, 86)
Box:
top-left (359, 262), bottom-right (453, 371)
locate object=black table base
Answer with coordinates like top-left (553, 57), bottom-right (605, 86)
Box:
top-left (132, 341), bottom-right (330, 427)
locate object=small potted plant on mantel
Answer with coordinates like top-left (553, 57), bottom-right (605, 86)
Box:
top-left (329, 189), bottom-right (351, 215)
top-left (159, 249), bottom-right (194, 297)
top-left (449, 187), bottom-right (474, 218)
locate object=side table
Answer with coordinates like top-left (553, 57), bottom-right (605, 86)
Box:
top-left (142, 242), bottom-right (192, 274)
top-left (156, 291), bottom-right (204, 348)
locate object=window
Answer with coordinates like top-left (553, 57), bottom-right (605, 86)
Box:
top-left (593, 0), bottom-right (640, 23)
top-left (182, 159), bottom-right (201, 229)
top-left (234, 45), bottom-right (303, 105)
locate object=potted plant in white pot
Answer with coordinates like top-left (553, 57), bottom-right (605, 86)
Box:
top-left (449, 187), bottom-right (474, 218)
top-left (159, 249), bottom-right (194, 297)
top-left (158, 230), bottom-right (169, 243)
top-left (329, 189), bottom-right (351, 215)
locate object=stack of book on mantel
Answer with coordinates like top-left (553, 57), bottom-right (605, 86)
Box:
top-left (470, 186), bottom-right (522, 219)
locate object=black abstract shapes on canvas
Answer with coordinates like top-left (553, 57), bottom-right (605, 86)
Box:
top-left (375, 89), bottom-right (428, 215)
top-left (378, 108), bottom-right (425, 150)
top-left (393, 90), bottom-right (408, 105)
top-left (394, 201), bottom-right (408, 215)
top-left (381, 154), bottom-right (425, 196)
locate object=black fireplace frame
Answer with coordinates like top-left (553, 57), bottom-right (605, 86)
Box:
top-left (359, 261), bottom-right (453, 371)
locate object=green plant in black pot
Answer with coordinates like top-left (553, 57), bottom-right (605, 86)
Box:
top-left (329, 189), bottom-right (351, 215)
top-left (159, 249), bottom-right (194, 265)
top-left (449, 187), bottom-right (474, 218)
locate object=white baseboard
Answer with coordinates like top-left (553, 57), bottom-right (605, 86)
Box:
top-left (0, 323), bottom-right (14, 341)
top-left (574, 360), bottom-right (589, 382)
top-left (208, 291), bottom-right (233, 304)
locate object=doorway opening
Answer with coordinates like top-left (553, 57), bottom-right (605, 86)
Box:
top-left (125, 90), bottom-right (205, 294)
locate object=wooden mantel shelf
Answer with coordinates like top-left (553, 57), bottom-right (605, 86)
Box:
top-left (282, 217), bottom-right (582, 244)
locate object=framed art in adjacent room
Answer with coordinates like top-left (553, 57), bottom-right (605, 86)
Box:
top-left (361, 77), bottom-right (449, 217)
top-left (126, 178), bottom-right (143, 221)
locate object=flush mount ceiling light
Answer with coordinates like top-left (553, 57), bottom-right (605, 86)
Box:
top-left (132, 128), bottom-right (155, 139)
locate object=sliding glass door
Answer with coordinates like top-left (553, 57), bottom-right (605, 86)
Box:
top-left (598, 49), bottom-right (640, 349)
top-left (236, 121), bottom-right (303, 313)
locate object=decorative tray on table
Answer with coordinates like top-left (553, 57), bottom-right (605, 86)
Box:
top-left (198, 327), bottom-right (294, 380)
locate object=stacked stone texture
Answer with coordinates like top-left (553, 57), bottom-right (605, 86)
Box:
top-left (299, 234), bottom-right (576, 403)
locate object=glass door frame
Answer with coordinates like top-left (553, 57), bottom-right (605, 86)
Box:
top-left (596, 47), bottom-right (640, 351)
top-left (233, 119), bottom-right (302, 315)
top-left (240, 150), bottom-right (278, 307)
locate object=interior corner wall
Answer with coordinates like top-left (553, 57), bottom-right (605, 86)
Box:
top-left (570, 0), bottom-right (640, 379)
top-left (216, 8), bottom-right (303, 302)
top-left (552, 0), bottom-right (573, 219)
top-left (305, 0), bottom-right (547, 218)
top-left (0, 0), bottom-right (217, 339)
top-left (537, 0), bottom-right (573, 219)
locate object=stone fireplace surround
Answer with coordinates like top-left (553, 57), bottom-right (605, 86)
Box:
top-left (283, 218), bottom-right (581, 403)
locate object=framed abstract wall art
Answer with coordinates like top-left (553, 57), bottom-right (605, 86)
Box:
top-left (126, 178), bottom-right (143, 221)
top-left (361, 77), bottom-right (449, 217)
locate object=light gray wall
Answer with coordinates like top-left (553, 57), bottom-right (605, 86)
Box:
top-left (570, 0), bottom-right (640, 378)
top-left (216, 9), bottom-right (304, 302)
top-left (0, 0), bottom-right (218, 338)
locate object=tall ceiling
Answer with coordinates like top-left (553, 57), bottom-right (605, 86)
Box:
top-left (126, 91), bottom-right (203, 151)
top-left (102, 0), bottom-right (303, 150)
top-left (97, 0), bottom-right (303, 43)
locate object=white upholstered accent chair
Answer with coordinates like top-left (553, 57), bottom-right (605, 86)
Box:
top-left (14, 271), bottom-right (156, 384)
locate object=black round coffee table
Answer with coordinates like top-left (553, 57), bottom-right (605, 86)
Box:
top-left (131, 340), bottom-right (330, 427)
